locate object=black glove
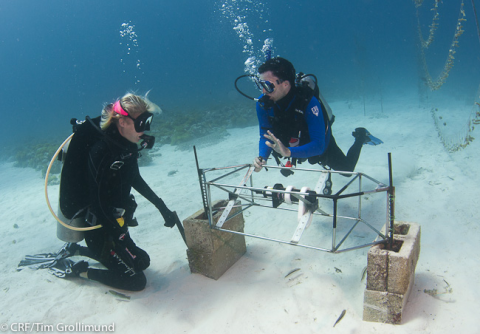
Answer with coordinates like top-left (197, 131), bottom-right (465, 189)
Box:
top-left (159, 207), bottom-right (180, 228)
top-left (155, 198), bottom-right (178, 228)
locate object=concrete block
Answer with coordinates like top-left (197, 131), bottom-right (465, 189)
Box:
top-left (363, 221), bottom-right (421, 324)
top-left (363, 289), bottom-right (405, 324)
top-left (366, 222), bottom-right (421, 295)
top-left (183, 200), bottom-right (246, 280)
top-left (366, 246), bottom-right (389, 292)
top-left (363, 266), bottom-right (416, 324)
top-left (387, 222), bottom-right (421, 295)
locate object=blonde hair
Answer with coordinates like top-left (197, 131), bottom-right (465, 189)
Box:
top-left (100, 91), bottom-right (162, 130)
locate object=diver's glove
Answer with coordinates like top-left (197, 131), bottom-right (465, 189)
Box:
top-left (155, 198), bottom-right (178, 228)
top-left (253, 156), bottom-right (266, 172)
top-left (160, 208), bottom-right (180, 228)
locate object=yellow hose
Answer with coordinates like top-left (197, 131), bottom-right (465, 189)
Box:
top-left (44, 133), bottom-right (102, 231)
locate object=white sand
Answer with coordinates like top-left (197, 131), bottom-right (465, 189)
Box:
top-left (1, 98), bottom-right (479, 333)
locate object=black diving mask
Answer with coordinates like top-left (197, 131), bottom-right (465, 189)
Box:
top-left (127, 111), bottom-right (153, 133)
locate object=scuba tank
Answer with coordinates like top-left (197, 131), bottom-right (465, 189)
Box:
top-left (56, 135), bottom-right (87, 243)
top-left (45, 117), bottom-right (105, 242)
top-left (295, 73), bottom-right (335, 124)
top-left (55, 117), bottom-right (104, 242)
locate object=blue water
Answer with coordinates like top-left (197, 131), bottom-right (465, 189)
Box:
top-left (1, 0), bottom-right (479, 148)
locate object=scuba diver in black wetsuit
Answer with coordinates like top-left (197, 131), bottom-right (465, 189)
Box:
top-left (247, 57), bottom-right (382, 179)
top-left (41, 93), bottom-right (179, 291)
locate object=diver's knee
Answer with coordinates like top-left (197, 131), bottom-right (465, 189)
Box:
top-left (129, 272), bottom-right (147, 291)
top-left (134, 248), bottom-right (150, 271)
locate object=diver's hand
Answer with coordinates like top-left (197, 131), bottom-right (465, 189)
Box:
top-left (159, 207), bottom-right (179, 228)
top-left (155, 198), bottom-right (177, 228)
top-left (265, 130), bottom-right (291, 157)
top-left (253, 156), bottom-right (266, 172)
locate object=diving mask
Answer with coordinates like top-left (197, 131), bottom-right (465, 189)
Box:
top-left (130, 111), bottom-right (153, 133)
top-left (113, 100), bottom-right (154, 133)
top-left (254, 78), bottom-right (276, 93)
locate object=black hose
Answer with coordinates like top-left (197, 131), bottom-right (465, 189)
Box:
top-left (234, 74), bottom-right (258, 101)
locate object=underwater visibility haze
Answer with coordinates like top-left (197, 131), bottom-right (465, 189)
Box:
top-left (1, 0), bottom-right (479, 179)
top-left (3, 1), bottom-right (480, 332)
top-left (0, 1), bottom-right (473, 143)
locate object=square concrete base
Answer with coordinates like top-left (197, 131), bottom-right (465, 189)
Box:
top-left (183, 200), bottom-right (246, 280)
top-left (363, 289), bottom-right (407, 324)
top-left (363, 221), bottom-right (421, 324)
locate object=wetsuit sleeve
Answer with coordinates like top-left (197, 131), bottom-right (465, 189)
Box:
top-left (289, 97), bottom-right (330, 158)
top-left (131, 169), bottom-right (170, 213)
top-left (256, 99), bottom-right (274, 160)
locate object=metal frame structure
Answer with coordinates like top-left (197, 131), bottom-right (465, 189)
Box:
top-left (195, 149), bottom-right (395, 253)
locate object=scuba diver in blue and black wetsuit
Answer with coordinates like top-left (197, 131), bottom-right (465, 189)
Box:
top-left (245, 57), bottom-right (382, 179)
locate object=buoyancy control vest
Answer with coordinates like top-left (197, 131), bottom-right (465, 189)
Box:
top-left (268, 82), bottom-right (334, 166)
top-left (59, 117), bottom-right (142, 220)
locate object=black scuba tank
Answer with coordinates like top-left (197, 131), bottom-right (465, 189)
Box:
top-left (57, 116), bottom-right (103, 242)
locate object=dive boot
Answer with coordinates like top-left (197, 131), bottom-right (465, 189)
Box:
top-left (48, 258), bottom-right (89, 279)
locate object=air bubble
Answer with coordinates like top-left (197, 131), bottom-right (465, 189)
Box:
top-left (119, 21), bottom-right (143, 85)
top-left (218, 0), bottom-right (274, 75)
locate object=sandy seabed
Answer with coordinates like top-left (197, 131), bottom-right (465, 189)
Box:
top-left (1, 97), bottom-right (479, 334)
